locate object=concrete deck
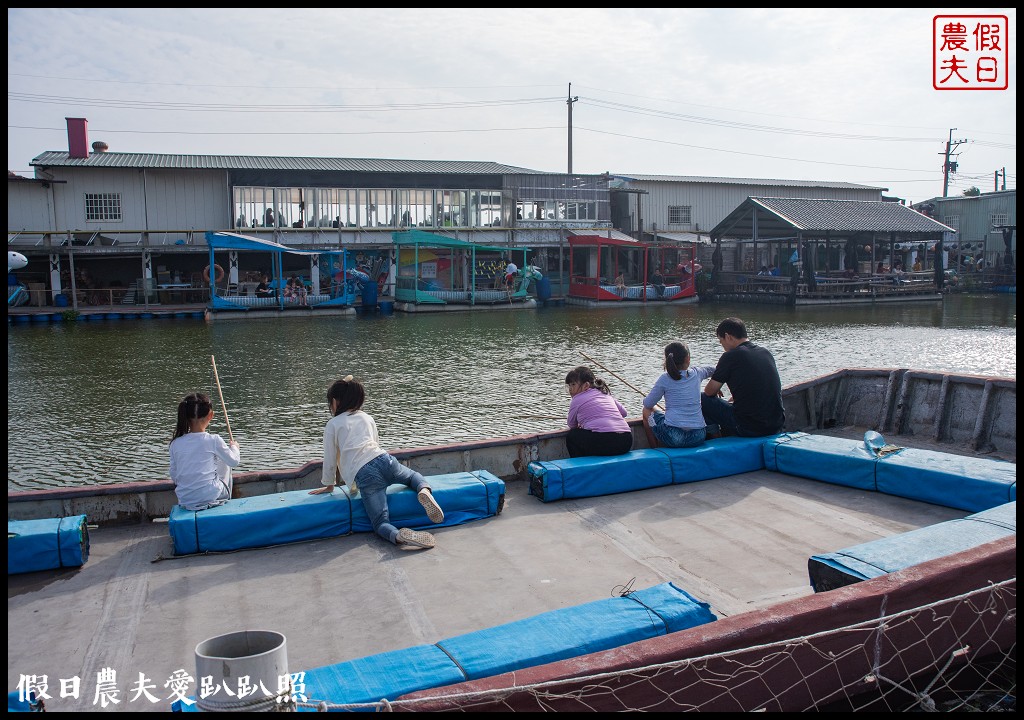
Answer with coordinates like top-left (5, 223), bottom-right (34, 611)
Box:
top-left (8, 470), bottom-right (966, 713)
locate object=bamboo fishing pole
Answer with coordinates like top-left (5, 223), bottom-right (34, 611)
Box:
top-left (578, 350), bottom-right (664, 412)
top-left (210, 354), bottom-right (234, 443)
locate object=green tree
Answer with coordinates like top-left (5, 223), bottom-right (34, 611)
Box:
top-left (962, 186), bottom-right (981, 197)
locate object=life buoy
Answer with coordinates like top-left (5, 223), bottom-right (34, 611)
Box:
top-left (203, 264), bottom-right (225, 284)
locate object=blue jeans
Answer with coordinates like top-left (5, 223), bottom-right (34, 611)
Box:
top-left (354, 454), bottom-right (430, 544)
top-left (700, 395), bottom-right (742, 437)
top-left (649, 411), bottom-right (707, 448)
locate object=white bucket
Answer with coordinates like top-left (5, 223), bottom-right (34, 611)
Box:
top-left (194, 630), bottom-right (290, 712)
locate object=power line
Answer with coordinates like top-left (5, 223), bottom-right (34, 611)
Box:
top-left (8, 72), bottom-right (565, 93)
top-left (7, 91), bottom-right (563, 113)
top-left (12, 71), bottom-right (1015, 143)
top-left (574, 84), bottom-right (1018, 137)
top-left (9, 124), bottom-right (561, 137)
top-left (576, 126), bottom-right (935, 173)
top-left (581, 98), bottom-right (942, 143)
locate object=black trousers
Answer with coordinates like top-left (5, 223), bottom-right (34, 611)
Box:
top-left (566, 428), bottom-right (633, 458)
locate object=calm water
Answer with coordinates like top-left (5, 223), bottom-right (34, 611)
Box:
top-left (7, 294), bottom-right (1016, 490)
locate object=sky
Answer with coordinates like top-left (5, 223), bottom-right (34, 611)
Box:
top-left (7, 8), bottom-right (1016, 205)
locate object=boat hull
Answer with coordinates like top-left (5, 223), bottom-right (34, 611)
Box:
top-left (393, 537), bottom-right (1015, 712)
top-left (7, 368), bottom-right (1015, 525)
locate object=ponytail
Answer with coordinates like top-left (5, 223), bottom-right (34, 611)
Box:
top-left (663, 342), bottom-right (689, 381)
top-left (172, 392), bottom-right (213, 441)
top-left (565, 365), bottom-right (610, 394)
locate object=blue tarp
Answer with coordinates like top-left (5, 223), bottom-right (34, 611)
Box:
top-left (8, 515), bottom-right (90, 574)
top-left (808, 501), bottom-right (1016, 591)
top-left (169, 470), bottom-right (504, 555)
top-left (7, 689), bottom-right (43, 712)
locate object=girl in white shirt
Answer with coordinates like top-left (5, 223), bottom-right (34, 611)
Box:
top-left (309, 376), bottom-right (444, 550)
top-left (169, 393), bottom-right (240, 511)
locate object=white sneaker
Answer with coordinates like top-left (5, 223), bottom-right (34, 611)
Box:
top-left (397, 527), bottom-right (435, 549)
top-left (417, 488), bottom-right (445, 523)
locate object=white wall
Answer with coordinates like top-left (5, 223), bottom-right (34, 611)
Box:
top-left (20, 167), bottom-right (229, 237)
top-left (7, 182), bottom-right (55, 232)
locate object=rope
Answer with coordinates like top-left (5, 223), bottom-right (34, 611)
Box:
top-left (195, 686), bottom-right (295, 712)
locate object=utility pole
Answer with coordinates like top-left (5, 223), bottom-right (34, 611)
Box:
top-left (940, 128), bottom-right (967, 197)
top-left (567, 83), bottom-right (579, 174)
top-left (994, 167), bottom-right (1006, 191)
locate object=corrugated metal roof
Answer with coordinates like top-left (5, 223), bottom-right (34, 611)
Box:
top-left (655, 232), bottom-right (713, 245)
top-left (29, 151), bottom-right (545, 175)
top-left (752, 197), bottom-right (954, 232)
top-left (711, 197), bottom-right (954, 238)
top-left (614, 174), bottom-right (884, 191)
top-left (570, 228), bottom-right (637, 242)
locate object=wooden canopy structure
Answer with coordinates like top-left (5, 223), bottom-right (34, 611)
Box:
top-left (708, 198), bottom-right (955, 291)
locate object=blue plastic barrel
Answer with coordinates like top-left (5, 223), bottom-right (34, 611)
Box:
top-left (536, 276), bottom-right (552, 301)
top-left (361, 281), bottom-right (378, 308)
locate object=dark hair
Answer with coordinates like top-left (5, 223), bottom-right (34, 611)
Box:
top-left (663, 342), bottom-right (690, 381)
top-left (172, 392), bottom-right (213, 441)
top-left (716, 317), bottom-right (748, 340)
top-left (327, 376), bottom-right (365, 415)
top-left (564, 365), bottom-right (611, 394)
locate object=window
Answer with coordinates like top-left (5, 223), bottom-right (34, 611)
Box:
top-left (943, 215), bottom-right (960, 231)
top-left (85, 193), bottom-right (122, 222)
top-left (233, 185), bottom-right (514, 229)
top-left (990, 213), bottom-right (1009, 228)
top-left (668, 206), bottom-right (692, 225)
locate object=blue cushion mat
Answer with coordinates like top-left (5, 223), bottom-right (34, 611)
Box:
top-left (808, 501), bottom-right (1016, 591)
top-left (169, 470), bottom-right (504, 555)
top-left (8, 515), bottom-right (90, 574)
top-left (763, 432), bottom-right (877, 490)
top-left (876, 448), bottom-right (1016, 512)
top-left (300, 582), bottom-right (715, 709)
top-left (527, 449), bottom-right (672, 502)
top-left (528, 435), bottom-right (783, 503)
top-left (764, 433), bottom-right (1016, 511)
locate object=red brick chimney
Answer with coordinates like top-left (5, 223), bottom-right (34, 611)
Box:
top-left (67, 117), bottom-right (89, 159)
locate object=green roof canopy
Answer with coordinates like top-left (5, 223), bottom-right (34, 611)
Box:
top-left (392, 229), bottom-right (527, 254)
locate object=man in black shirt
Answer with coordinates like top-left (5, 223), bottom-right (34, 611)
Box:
top-left (701, 317), bottom-right (785, 437)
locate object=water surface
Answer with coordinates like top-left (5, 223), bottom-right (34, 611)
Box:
top-left (7, 294), bottom-right (1015, 490)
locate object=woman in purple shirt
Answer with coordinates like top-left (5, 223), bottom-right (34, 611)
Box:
top-left (564, 365), bottom-right (633, 458)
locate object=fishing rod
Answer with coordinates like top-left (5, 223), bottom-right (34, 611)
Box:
top-left (210, 355), bottom-right (234, 443)
top-left (578, 350), bottom-right (663, 412)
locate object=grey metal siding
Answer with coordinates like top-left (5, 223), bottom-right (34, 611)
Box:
top-left (933, 192), bottom-right (1016, 257)
top-left (144, 169), bottom-right (229, 230)
top-left (633, 181), bottom-right (883, 235)
top-left (50, 167), bottom-right (146, 232)
top-left (7, 183), bottom-right (55, 232)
